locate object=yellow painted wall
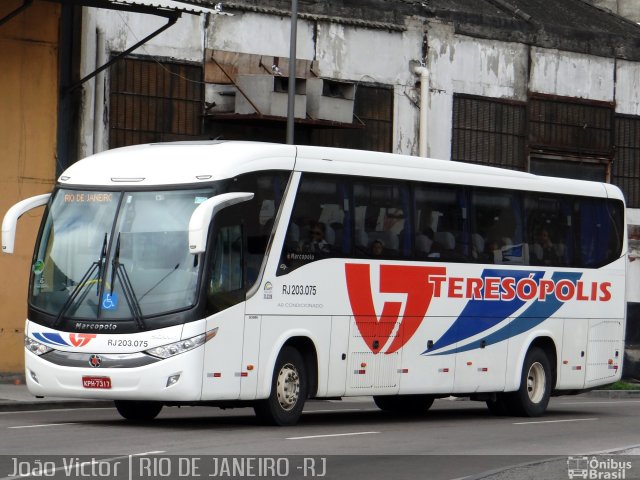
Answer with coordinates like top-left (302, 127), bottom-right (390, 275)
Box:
top-left (0, 1), bottom-right (59, 373)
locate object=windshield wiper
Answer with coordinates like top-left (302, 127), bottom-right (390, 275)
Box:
top-left (53, 233), bottom-right (108, 328)
top-left (138, 263), bottom-right (180, 302)
top-left (110, 233), bottom-right (146, 330)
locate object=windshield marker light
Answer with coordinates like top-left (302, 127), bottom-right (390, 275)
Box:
top-left (144, 328), bottom-right (218, 359)
top-left (110, 177), bottom-right (145, 182)
top-left (25, 336), bottom-right (53, 356)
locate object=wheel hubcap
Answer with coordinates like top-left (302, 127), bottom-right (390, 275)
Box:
top-left (527, 361), bottom-right (546, 403)
top-left (276, 363), bottom-right (300, 411)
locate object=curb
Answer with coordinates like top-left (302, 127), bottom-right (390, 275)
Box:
top-left (0, 390), bottom-right (637, 413)
top-left (581, 389), bottom-right (640, 399)
top-left (0, 400), bottom-right (113, 412)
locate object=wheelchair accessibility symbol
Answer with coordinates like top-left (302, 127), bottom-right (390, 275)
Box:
top-left (102, 293), bottom-right (118, 311)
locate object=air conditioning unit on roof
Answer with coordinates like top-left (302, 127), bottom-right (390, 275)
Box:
top-left (234, 74), bottom-right (306, 118)
top-left (306, 78), bottom-right (355, 123)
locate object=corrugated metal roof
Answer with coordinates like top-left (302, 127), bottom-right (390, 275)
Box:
top-left (189, 0), bottom-right (640, 60)
top-left (106, 0), bottom-right (230, 15)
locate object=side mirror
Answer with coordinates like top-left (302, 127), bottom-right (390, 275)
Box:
top-left (188, 192), bottom-right (254, 254)
top-left (2, 193), bottom-right (51, 254)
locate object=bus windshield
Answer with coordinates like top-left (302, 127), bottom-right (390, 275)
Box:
top-left (30, 187), bottom-right (218, 321)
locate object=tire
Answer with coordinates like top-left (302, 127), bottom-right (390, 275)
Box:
top-left (373, 394), bottom-right (434, 415)
top-left (114, 400), bottom-right (163, 421)
top-left (254, 346), bottom-right (308, 426)
top-left (505, 347), bottom-right (552, 417)
top-left (486, 393), bottom-right (511, 416)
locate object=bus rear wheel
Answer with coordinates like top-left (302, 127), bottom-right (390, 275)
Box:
top-left (114, 400), bottom-right (163, 421)
top-left (254, 346), bottom-right (308, 426)
top-left (505, 347), bottom-right (552, 417)
top-left (373, 394), bottom-right (434, 415)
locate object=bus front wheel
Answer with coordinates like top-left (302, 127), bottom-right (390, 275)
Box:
top-left (114, 400), bottom-right (163, 421)
top-left (506, 347), bottom-right (552, 417)
top-left (254, 346), bottom-right (308, 426)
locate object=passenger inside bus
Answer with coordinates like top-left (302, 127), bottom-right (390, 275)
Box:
top-left (532, 227), bottom-right (560, 266)
top-left (299, 221), bottom-right (332, 254)
top-left (369, 239), bottom-right (385, 257)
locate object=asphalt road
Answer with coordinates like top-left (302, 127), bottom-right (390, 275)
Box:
top-left (0, 396), bottom-right (639, 480)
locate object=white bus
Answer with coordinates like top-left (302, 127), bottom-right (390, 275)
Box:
top-left (2, 141), bottom-right (626, 425)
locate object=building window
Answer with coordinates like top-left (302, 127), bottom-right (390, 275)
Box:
top-left (310, 85), bottom-right (393, 153)
top-left (109, 57), bottom-right (203, 148)
top-left (452, 94), bottom-right (526, 171)
top-left (527, 95), bottom-right (614, 183)
top-left (613, 115), bottom-right (640, 208)
top-left (530, 154), bottom-right (610, 182)
top-left (528, 95), bottom-right (613, 156)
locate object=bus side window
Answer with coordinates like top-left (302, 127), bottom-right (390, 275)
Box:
top-left (471, 188), bottom-right (524, 265)
top-left (278, 174), bottom-right (348, 275)
top-left (577, 198), bottom-right (624, 268)
top-left (354, 179), bottom-right (411, 259)
top-left (414, 184), bottom-right (467, 262)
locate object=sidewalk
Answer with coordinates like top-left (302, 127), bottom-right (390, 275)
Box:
top-left (0, 381), bottom-right (113, 411)
top-left (1, 381), bottom-right (638, 412)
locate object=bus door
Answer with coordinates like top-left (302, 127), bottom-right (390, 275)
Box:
top-left (585, 318), bottom-right (623, 387)
top-left (452, 316), bottom-right (510, 393)
top-left (200, 207), bottom-right (248, 401)
top-left (559, 317), bottom-right (588, 389)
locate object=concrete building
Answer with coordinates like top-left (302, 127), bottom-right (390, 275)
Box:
top-left (0, 1), bottom-right (60, 373)
top-left (1, 0), bottom-right (640, 378)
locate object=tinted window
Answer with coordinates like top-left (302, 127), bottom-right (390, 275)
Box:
top-left (414, 184), bottom-right (468, 262)
top-left (354, 179), bottom-right (412, 259)
top-left (469, 188), bottom-right (525, 265)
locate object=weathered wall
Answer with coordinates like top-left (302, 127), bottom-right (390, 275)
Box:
top-left (529, 47), bottom-right (615, 101)
top-left (78, 9), bottom-right (207, 160)
top-left (616, 60), bottom-right (640, 116)
top-left (591, 0), bottom-right (640, 22)
top-left (0, 1), bottom-right (59, 373)
top-left (426, 23), bottom-right (529, 160)
top-left (205, 11), bottom-right (423, 155)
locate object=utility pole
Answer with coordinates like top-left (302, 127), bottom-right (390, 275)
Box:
top-left (286, 0), bottom-right (298, 144)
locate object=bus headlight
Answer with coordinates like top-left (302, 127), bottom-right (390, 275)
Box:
top-left (25, 336), bottom-right (53, 356)
top-left (144, 328), bottom-right (218, 359)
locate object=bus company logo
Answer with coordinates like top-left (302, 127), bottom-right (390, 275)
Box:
top-left (32, 332), bottom-right (96, 348)
top-left (345, 264), bottom-right (445, 354)
top-left (264, 281), bottom-right (273, 300)
top-left (69, 333), bottom-right (97, 347)
top-left (88, 354), bottom-right (102, 368)
top-left (344, 263), bottom-right (613, 355)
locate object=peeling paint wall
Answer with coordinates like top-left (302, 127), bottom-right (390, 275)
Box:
top-left (207, 12), bottom-right (315, 59)
top-left (616, 60), bottom-right (640, 116)
top-left (426, 23), bottom-right (529, 160)
top-left (529, 47), bottom-right (615, 101)
top-left (206, 13), bottom-right (423, 155)
top-left (78, 9), bottom-right (207, 160)
top-left (0, 1), bottom-right (59, 373)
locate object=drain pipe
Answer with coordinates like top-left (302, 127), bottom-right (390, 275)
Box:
top-left (93, 29), bottom-right (106, 154)
top-left (413, 65), bottom-right (429, 158)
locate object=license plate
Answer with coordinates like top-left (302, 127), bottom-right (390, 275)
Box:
top-left (82, 376), bottom-right (112, 389)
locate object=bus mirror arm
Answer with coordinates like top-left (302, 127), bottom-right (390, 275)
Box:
top-left (188, 192), bottom-right (254, 254)
top-left (2, 193), bottom-right (51, 254)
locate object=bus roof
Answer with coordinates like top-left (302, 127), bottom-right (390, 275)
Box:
top-left (58, 141), bottom-right (624, 201)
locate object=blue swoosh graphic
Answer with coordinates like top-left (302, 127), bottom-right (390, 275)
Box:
top-left (426, 269), bottom-right (543, 353)
top-left (426, 272), bottom-right (582, 356)
top-left (33, 332), bottom-right (70, 347)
